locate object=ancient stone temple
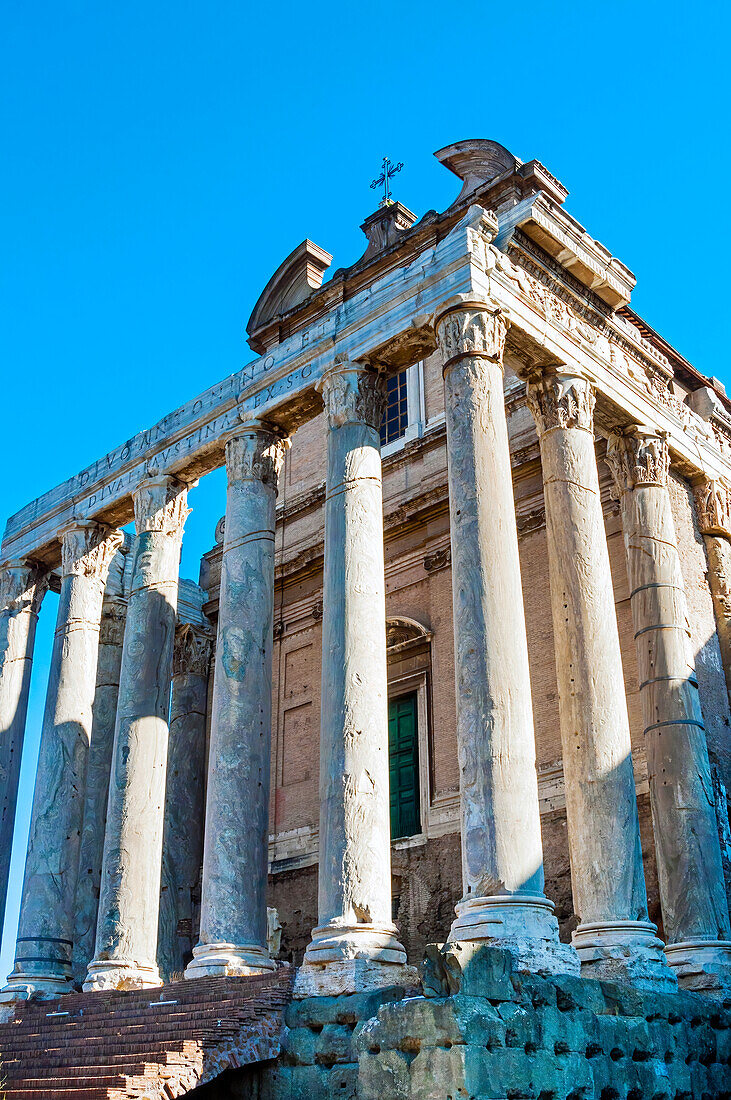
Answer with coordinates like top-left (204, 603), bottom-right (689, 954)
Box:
top-left (1, 139), bottom-right (730, 1098)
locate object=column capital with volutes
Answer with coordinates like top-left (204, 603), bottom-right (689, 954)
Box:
top-left (0, 560), bottom-right (48, 615)
top-left (605, 426), bottom-right (670, 497)
top-left (316, 359), bottom-right (387, 431)
top-left (59, 521), bottom-right (123, 584)
top-left (526, 370), bottom-right (596, 437)
top-left (224, 418), bottom-right (289, 492)
top-left (434, 297), bottom-right (509, 374)
top-left (132, 476), bottom-right (190, 538)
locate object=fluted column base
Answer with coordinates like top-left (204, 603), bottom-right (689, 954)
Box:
top-left (573, 920), bottom-right (677, 990)
top-left (664, 939), bottom-right (731, 992)
top-left (294, 922), bottom-right (418, 997)
top-left (83, 959), bottom-right (161, 992)
top-left (184, 941), bottom-right (275, 979)
top-left (448, 895), bottom-right (579, 977)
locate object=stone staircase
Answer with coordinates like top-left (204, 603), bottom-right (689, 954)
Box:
top-left (0, 968), bottom-right (293, 1099)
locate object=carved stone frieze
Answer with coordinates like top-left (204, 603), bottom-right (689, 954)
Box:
top-left (516, 506), bottom-right (547, 537)
top-left (133, 476), bottom-right (190, 538)
top-left (60, 523), bottom-right (123, 582)
top-left (225, 424), bottom-right (289, 492)
top-left (435, 303), bottom-right (508, 369)
top-left (173, 622), bottom-right (214, 678)
top-left (694, 479), bottom-right (731, 539)
top-left (0, 560), bottom-right (48, 615)
top-left (317, 363), bottom-right (387, 431)
top-left (423, 546), bottom-right (451, 573)
top-left (526, 373), bottom-right (595, 436)
top-left (605, 428), bottom-right (670, 497)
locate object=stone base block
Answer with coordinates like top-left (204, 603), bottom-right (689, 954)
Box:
top-left (664, 938), bottom-right (731, 993)
top-left (301, 922), bottom-right (408, 967)
top-left (448, 893), bottom-right (580, 977)
top-left (573, 919), bottom-right (677, 991)
top-left (0, 974), bottom-right (74, 1003)
top-left (83, 959), bottom-right (162, 992)
top-left (293, 957), bottom-right (419, 998)
top-left (183, 941), bottom-right (275, 980)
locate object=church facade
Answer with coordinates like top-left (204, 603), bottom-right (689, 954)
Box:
top-left (1, 139), bottom-right (731, 1097)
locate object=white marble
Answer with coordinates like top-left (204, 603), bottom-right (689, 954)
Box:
top-left (2, 523), bottom-right (121, 1000)
top-left (85, 476), bottom-right (188, 992)
top-left (186, 423), bottom-right (286, 980)
top-left (437, 302), bottom-right (577, 977)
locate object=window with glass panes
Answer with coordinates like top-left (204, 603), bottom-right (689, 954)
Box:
top-left (388, 693), bottom-right (420, 839)
top-left (380, 369), bottom-right (409, 446)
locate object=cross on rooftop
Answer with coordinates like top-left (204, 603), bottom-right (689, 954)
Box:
top-left (370, 156), bottom-right (403, 207)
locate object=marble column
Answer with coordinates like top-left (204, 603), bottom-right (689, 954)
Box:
top-left (527, 371), bottom-right (674, 989)
top-left (436, 301), bottom-right (577, 976)
top-left (72, 537), bottom-right (130, 985)
top-left (186, 422), bottom-right (286, 980)
top-left (2, 522), bottom-right (121, 999)
top-left (296, 362), bottom-right (414, 997)
top-left (159, 620), bottom-right (211, 981)
top-left (694, 478), bottom-right (731, 710)
top-left (607, 427), bottom-right (731, 990)
top-left (0, 561), bottom-right (47, 937)
top-left (85, 476), bottom-right (189, 991)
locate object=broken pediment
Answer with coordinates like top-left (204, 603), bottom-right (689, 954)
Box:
top-left (434, 138), bottom-right (568, 210)
top-left (246, 239), bottom-right (332, 354)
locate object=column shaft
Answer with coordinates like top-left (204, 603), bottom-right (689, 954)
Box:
top-left (0, 562), bottom-right (46, 937)
top-left (297, 362), bottom-right (413, 997)
top-left (437, 303), bottom-right (577, 976)
top-left (694, 479), bottom-right (731, 711)
top-left (72, 540), bottom-right (129, 984)
top-left (85, 476), bottom-right (188, 991)
top-left (607, 429), bottom-right (731, 990)
top-left (527, 372), bottom-right (673, 989)
top-left (3, 524), bottom-right (121, 999)
top-left (158, 622), bottom-right (210, 981)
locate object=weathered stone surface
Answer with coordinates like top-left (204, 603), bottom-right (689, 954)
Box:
top-left (187, 422), bottom-right (287, 980)
top-left (297, 363), bottom-right (411, 994)
top-left (86, 476), bottom-right (189, 991)
top-left (0, 560), bottom-right (47, 936)
top-left (158, 618), bottom-right (212, 981)
top-left (2, 522), bottom-right (121, 999)
top-left (607, 427), bottom-right (731, 989)
top-left (436, 300), bottom-right (577, 977)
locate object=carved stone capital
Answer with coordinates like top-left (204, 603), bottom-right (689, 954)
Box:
top-left (526, 372), bottom-right (595, 436)
top-left (317, 362), bottom-right (387, 431)
top-left (694, 479), bottom-right (731, 538)
top-left (173, 621), bottom-right (214, 678)
top-left (99, 599), bottom-right (128, 647)
top-left (225, 422), bottom-right (289, 492)
top-left (133, 476), bottom-right (190, 538)
top-left (0, 560), bottom-right (48, 615)
top-left (605, 427), bottom-right (670, 497)
top-left (60, 523), bottom-right (124, 583)
top-left (435, 301), bottom-right (508, 372)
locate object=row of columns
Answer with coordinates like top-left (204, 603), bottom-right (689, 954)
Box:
top-left (0, 297), bottom-right (730, 1000)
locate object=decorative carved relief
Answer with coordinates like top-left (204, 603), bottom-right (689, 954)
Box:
top-left (526, 373), bottom-right (595, 436)
top-left (133, 477), bottom-right (190, 538)
top-left (214, 516), bottom-right (226, 545)
top-left (173, 622), bottom-right (213, 678)
top-left (311, 601), bottom-right (323, 622)
top-left (61, 523), bottom-right (123, 582)
top-left (317, 364), bottom-right (387, 431)
top-left (694, 479), bottom-right (731, 538)
top-left (435, 304), bottom-right (508, 368)
top-left (0, 561), bottom-right (48, 615)
top-left (605, 428), bottom-right (670, 497)
top-left (225, 426), bottom-right (289, 492)
top-left (516, 507), bottom-right (547, 537)
top-left (423, 546), bottom-right (451, 574)
top-left (99, 600), bottom-right (127, 647)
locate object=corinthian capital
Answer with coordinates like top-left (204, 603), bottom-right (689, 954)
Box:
top-left (133, 476), bottom-right (190, 538)
top-left (694, 478), bottom-right (731, 538)
top-left (173, 621), bottom-right (214, 678)
top-left (60, 522), bottom-right (124, 583)
top-left (435, 300), bottom-right (508, 371)
top-left (526, 372), bottom-right (595, 436)
top-left (605, 427), bottom-right (670, 497)
top-left (317, 362), bottom-right (387, 431)
top-left (0, 560), bottom-right (48, 615)
top-left (225, 420), bottom-right (289, 491)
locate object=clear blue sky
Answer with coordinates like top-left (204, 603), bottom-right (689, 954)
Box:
top-left (1, 0), bottom-right (728, 979)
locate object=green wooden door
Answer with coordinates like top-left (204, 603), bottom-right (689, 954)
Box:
top-left (388, 693), bottom-right (420, 839)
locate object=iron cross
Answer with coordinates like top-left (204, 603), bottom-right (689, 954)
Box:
top-left (370, 156), bottom-right (403, 207)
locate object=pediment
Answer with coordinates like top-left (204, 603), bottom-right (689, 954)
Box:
top-left (246, 239), bottom-right (332, 353)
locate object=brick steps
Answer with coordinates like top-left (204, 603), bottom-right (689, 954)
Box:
top-left (0, 968), bottom-right (293, 1098)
